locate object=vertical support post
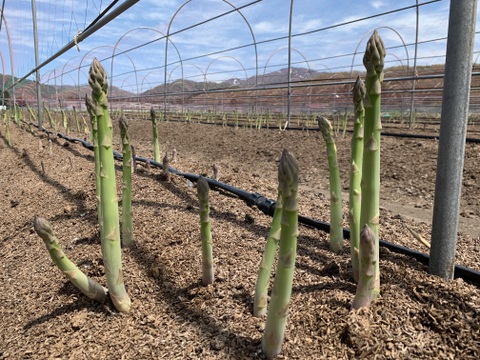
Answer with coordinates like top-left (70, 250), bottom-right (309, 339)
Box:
top-left (408, 0), bottom-right (419, 128)
top-left (285, 0), bottom-right (294, 129)
top-left (430, 0), bottom-right (477, 279)
top-left (31, 0), bottom-right (43, 129)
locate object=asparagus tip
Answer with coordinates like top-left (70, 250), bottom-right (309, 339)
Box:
top-left (197, 176), bottom-right (210, 201)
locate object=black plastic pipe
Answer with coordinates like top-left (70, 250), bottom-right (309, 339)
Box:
top-left (33, 123), bottom-right (480, 286)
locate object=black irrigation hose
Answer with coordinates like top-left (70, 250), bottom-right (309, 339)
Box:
top-left (32, 122), bottom-right (480, 286)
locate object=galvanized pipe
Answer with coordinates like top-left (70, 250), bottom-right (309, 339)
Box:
top-left (430, 0), bottom-right (477, 279)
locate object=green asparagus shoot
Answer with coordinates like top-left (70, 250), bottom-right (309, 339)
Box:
top-left (253, 190), bottom-right (282, 317)
top-left (150, 107), bottom-right (161, 163)
top-left (89, 58), bottom-right (131, 313)
top-left (119, 115), bottom-right (133, 247)
top-left (262, 149), bottom-right (299, 359)
top-left (350, 76), bottom-right (366, 283)
top-left (318, 116), bottom-right (344, 253)
top-left (351, 225), bottom-right (376, 310)
top-left (360, 30), bottom-right (385, 296)
top-left (197, 176), bottom-right (214, 285)
top-left (34, 216), bottom-right (107, 302)
top-left (85, 95), bottom-right (102, 231)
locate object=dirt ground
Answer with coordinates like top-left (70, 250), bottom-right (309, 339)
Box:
top-left (0, 118), bottom-right (479, 359)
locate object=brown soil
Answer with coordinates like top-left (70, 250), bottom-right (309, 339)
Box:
top-left (1, 119), bottom-right (479, 359)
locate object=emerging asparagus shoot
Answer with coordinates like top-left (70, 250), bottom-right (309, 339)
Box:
top-left (262, 149), bottom-right (299, 359)
top-left (197, 176), bottom-right (214, 285)
top-left (360, 30), bottom-right (385, 297)
top-left (349, 77), bottom-right (367, 283)
top-left (119, 115), bottom-right (133, 247)
top-left (89, 58), bottom-right (131, 313)
top-left (351, 225), bottom-right (376, 310)
top-left (253, 190), bottom-right (282, 317)
top-left (34, 216), bottom-right (107, 302)
top-left (317, 116), bottom-right (344, 253)
top-left (150, 107), bottom-right (161, 163)
top-left (85, 95), bottom-right (102, 231)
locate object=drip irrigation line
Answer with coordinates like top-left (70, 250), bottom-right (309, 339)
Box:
top-left (27, 121), bottom-right (480, 286)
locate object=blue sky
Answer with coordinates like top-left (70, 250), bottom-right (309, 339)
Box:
top-left (0, 0), bottom-right (478, 93)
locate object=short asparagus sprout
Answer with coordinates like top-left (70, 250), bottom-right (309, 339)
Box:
top-left (33, 216), bottom-right (107, 302)
top-left (5, 115), bottom-right (12, 147)
top-left (317, 116), bottom-right (343, 253)
top-left (81, 115), bottom-right (90, 140)
top-left (119, 115), bottom-right (133, 247)
top-left (26, 104), bottom-right (36, 123)
top-left (161, 152), bottom-right (170, 181)
top-left (360, 30), bottom-right (385, 296)
top-left (212, 163), bottom-right (219, 180)
top-left (150, 107), bottom-right (161, 163)
top-left (351, 225), bottom-right (376, 310)
top-left (262, 149), bottom-right (299, 359)
top-left (350, 76), bottom-right (367, 283)
top-left (253, 190), bottom-right (282, 317)
top-left (89, 58), bottom-right (131, 313)
top-left (197, 176), bottom-right (214, 285)
top-left (61, 108), bottom-right (68, 133)
top-left (43, 103), bottom-right (57, 131)
top-left (73, 106), bottom-right (80, 133)
top-left (171, 148), bottom-right (177, 163)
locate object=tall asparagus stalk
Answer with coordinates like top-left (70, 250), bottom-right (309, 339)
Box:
top-left (150, 107), bottom-right (161, 163)
top-left (360, 30), bottom-right (385, 296)
top-left (85, 95), bottom-right (102, 231)
top-left (196, 176), bottom-right (214, 285)
top-left (262, 149), bottom-right (299, 359)
top-left (119, 115), bottom-right (133, 247)
top-left (349, 77), bottom-right (366, 283)
top-left (253, 190), bottom-right (282, 317)
top-left (43, 103), bottom-right (57, 131)
top-left (26, 104), bottom-right (36, 123)
top-left (33, 216), bottom-right (107, 302)
top-left (89, 58), bottom-right (131, 313)
top-left (317, 116), bottom-right (343, 253)
top-left (351, 225), bottom-right (376, 310)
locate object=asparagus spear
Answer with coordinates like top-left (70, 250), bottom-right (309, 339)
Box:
top-left (318, 116), bottom-right (343, 253)
top-left (119, 115), bottom-right (133, 247)
top-left (349, 77), bottom-right (366, 283)
top-left (351, 225), bottom-right (376, 310)
top-left (196, 176), bottom-right (214, 285)
top-left (262, 149), bottom-right (299, 359)
top-left (253, 190), bottom-right (282, 317)
top-left (85, 95), bottom-right (102, 232)
top-left (360, 30), bottom-right (385, 296)
top-left (89, 58), bottom-right (131, 313)
top-left (150, 107), bottom-right (161, 163)
top-left (34, 216), bottom-right (107, 302)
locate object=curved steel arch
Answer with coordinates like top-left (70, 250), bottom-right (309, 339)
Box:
top-left (204, 55), bottom-right (249, 90)
top-left (1, 13), bottom-right (16, 105)
top-left (167, 63), bottom-right (206, 113)
top-left (349, 26), bottom-right (410, 76)
top-left (111, 27), bottom-right (183, 98)
top-left (168, 63), bottom-right (205, 83)
top-left (78, 45), bottom-right (138, 97)
top-left (263, 47), bottom-right (312, 80)
top-left (164, 0), bottom-right (259, 118)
